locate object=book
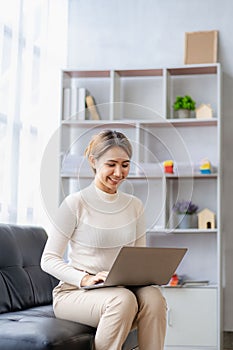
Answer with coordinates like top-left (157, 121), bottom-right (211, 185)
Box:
top-left (85, 95), bottom-right (101, 120)
top-left (70, 87), bottom-right (86, 120)
top-left (182, 280), bottom-right (209, 287)
top-left (62, 88), bottom-right (71, 120)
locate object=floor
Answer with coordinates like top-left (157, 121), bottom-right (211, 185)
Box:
top-left (134, 332), bottom-right (233, 349)
top-left (224, 332), bottom-right (233, 349)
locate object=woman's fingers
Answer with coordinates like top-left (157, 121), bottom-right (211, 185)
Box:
top-left (81, 271), bottom-right (109, 287)
top-left (93, 271), bottom-right (109, 283)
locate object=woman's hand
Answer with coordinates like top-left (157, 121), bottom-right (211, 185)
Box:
top-left (80, 271), bottom-right (109, 287)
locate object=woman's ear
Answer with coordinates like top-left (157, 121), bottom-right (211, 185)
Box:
top-left (88, 155), bottom-right (96, 171)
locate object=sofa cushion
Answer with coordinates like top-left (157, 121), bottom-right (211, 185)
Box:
top-left (0, 224), bottom-right (58, 313)
top-left (0, 305), bottom-right (95, 350)
top-left (0, 305), bottom-right (138, 350)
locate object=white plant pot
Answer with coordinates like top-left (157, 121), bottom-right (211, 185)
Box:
top-left (177, 109), bottom-right (191, 118)
top-left (177, 214), bottom-right (197, 229)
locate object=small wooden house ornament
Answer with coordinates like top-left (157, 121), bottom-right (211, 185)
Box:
top-left (195, 104), bottom-right (213, 119)
top-left (198, 208), bottom-right (215, 229)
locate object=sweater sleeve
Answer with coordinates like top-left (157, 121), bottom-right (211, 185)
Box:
top-left (41, 194), bottom-right (86, 288)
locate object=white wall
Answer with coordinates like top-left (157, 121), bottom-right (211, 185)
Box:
top-left (67, 0), bottom-right (233, 331)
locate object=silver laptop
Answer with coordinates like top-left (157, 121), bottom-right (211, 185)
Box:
top-left (83, 246), bottom-right (187, 290)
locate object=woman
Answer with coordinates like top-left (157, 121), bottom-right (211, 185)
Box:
top-left (41, 129), bottom-right (167, 350)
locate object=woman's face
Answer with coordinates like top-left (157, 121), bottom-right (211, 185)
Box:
top-left (91, 146), bottom-right (130, 194)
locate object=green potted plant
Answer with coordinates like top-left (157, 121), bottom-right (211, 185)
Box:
top-left (173, 95), bottom-right (196, 118)
top-left (172, 199), bottom-right (199, 229)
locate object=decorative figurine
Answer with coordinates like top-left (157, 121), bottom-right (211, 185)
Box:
top-left (163, 160), bottom-right (174, 174)
top-left (198, 208), bottom-right (215, 229)
top-left (200, 158), bottom-right (212, 174)
top-left (195, 103), bottom-right (213, 119)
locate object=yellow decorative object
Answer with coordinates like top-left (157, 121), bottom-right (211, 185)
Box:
top-left (200, 158), bottom-right (212, 174)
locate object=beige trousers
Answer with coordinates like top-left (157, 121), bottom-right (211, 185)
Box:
top-left (53, 283), bottom-right (167, 350)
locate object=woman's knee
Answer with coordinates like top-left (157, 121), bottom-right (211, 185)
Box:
top-left (105, 287), bottom-right (138, 318)
top-left (136, 286), bottom-right (167, 313)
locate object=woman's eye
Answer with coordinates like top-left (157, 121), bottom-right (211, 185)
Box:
top-left (105, 163), bottom-right (129, 168)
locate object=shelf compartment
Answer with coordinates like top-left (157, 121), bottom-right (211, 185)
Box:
top-left (140, 123), bottom-right (218, 167)
top-left (62, 70), bottom-right (112, 120)
top-left (166, 64), bottom-right (220, 120)
top-left (165, 176), bottom-right (218, 231)
top-left (147, 231), bottom-right (218, 284)
top-left (60, 122), bottom-right (138, 160)
top-left (112, 71), bottom-right (164, 120)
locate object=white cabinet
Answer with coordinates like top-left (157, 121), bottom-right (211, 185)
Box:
top-left (163, 287), bottom-right (218, 349)
top-left (59, 63), bottom-right (222, 349)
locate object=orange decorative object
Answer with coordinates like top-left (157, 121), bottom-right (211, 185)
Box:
top-left (163, 160), bottom-right (174, 174)
top-left (169, 274), bottom-right (179, 286)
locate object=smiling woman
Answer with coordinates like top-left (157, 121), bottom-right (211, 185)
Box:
top-left (41, 129), bottom-right (167, 350)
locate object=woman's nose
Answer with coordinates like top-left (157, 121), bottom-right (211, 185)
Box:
top-left (113, 166), bottom-right (122, 177)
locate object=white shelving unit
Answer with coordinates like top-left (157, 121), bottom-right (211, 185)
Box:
top-left (59, 63), bottom-right (222, 349)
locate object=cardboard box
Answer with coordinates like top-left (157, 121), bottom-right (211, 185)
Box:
top-left (184, 30), bottom-right (218, 64)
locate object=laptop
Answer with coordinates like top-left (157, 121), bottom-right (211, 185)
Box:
top-left (83, 246), bottom-right (187, 290)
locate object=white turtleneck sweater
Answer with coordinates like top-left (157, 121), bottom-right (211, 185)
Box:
top-left (41, 182), bottom-right (146, 288)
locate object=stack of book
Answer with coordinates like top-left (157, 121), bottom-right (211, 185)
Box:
top-left (63, 87), bottom-right (86, 120)
top-left (62, 87), bottom-right (101, 121)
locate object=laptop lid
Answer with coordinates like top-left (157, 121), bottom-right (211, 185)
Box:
top-left (83, 246), bottom-right (187, 290)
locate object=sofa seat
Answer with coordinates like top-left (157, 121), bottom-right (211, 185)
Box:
top-left (0, 305), bottom-right (94, 350)
top-left (0, 304), bottom-right (138, 350)
top-left (0, 224), bottom-right (138, 350)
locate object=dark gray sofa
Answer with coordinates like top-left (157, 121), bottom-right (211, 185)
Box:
top-left (0, 224), bottom-right (138, 350)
